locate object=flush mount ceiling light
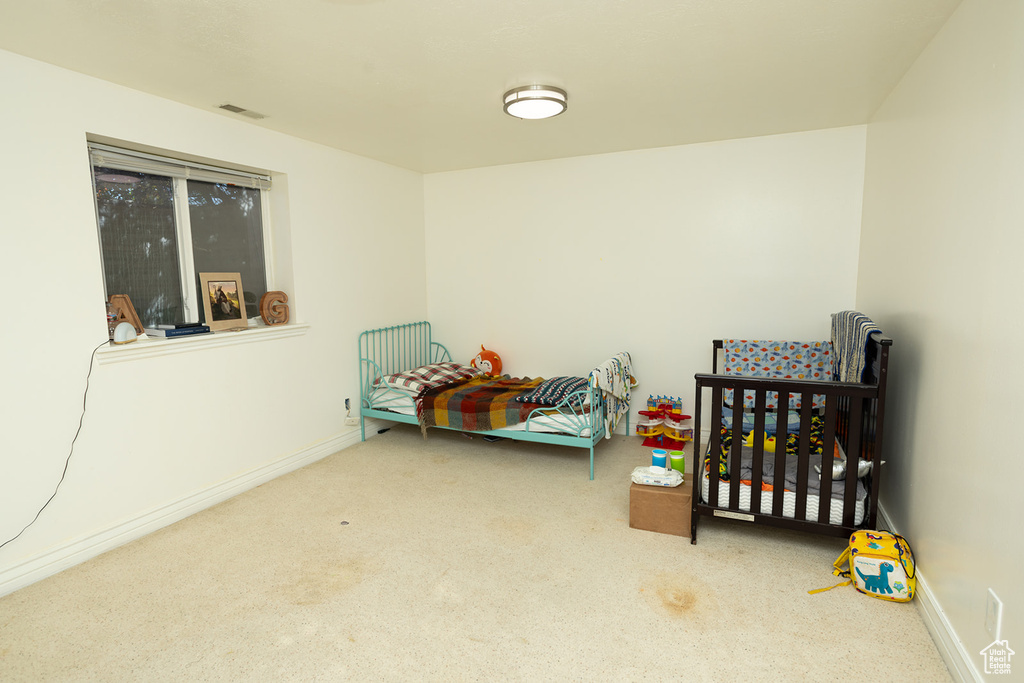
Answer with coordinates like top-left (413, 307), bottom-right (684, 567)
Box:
top-left (502, 85), bottom-right (568, 120)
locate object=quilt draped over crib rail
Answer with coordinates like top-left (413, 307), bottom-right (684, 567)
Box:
top-left (831, 311), bottom-right (882, 383)
top-left (589, 352), bottom-right (633, 439)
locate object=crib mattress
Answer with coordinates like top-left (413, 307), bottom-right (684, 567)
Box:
top-left (699, 470), bottom-right (866, 526)
top-left (365, 385), bottom-right (594, 437)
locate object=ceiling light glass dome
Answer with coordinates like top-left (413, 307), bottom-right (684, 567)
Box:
top-left (503, 85), bottom-right (568, 120)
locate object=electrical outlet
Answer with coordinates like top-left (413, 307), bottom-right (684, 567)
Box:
top-left (344, 397), bottom-right (358, 425)
top-left (986, 588), bottom-right (1003, 641)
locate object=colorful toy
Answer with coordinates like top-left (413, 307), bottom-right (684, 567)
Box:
top-left (636, 412), bottom-right (664, 438)
top-left (663, 413), bottom-right (694, 443)
top-left (744, 431), bottom-right (777, 453)
top-left (471, 345), bottom-right (503, 376)
top-left (635, 395), bottom-right (692, 449)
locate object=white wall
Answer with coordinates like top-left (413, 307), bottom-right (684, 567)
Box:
top-left (0, 49), bottom-right (427, 593)
top-left (424, 127), bottom-right (867, 426)
top-left (859, 0), bottom-right (1023, 677)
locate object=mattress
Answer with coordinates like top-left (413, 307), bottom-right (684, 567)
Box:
top-left (698, 466), bottom-right (867, 526)
top-left (364, 385), bottom-right (594, 437)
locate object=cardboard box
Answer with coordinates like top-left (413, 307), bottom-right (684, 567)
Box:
top-left (629, 478), bottom-right (692, 537)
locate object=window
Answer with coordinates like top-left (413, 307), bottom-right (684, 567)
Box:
top-left (90, 143), bottom-right (271, 328)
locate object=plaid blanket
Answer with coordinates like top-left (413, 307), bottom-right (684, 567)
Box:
top-left (417, 376), bottom-right (546, 434)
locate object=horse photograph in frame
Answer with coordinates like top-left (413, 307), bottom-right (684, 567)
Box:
top-left (200, 272), bottom-right (248, 331)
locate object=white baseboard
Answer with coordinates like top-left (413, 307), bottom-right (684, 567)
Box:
top-left (876, 503), bottom-right (981, 683)
top-left (360, 416), bottom-right (395, 437)
top-left (0, 425), bottom-right (366, 598)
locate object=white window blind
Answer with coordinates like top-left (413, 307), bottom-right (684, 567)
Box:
top-left (88, 143), bottom-right (271, 190)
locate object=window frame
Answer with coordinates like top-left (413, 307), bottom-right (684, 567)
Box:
top-left (89, 142), bottom-right (274, 326)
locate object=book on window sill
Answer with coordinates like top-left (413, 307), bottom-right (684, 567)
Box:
top-left (154, 322), bottom-right (206, 330)
top-left (144, 326), bottom-right (211, 338)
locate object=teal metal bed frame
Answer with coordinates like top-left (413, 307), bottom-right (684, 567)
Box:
top-left (358, 321), bottom-right (619, 479)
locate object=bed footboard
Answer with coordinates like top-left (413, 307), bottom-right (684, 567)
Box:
top-left (521, 387), bottom-right (606, 442)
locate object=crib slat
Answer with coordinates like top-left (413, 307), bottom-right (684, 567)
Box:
top-left (728, 385), bottom-right (744, 511)
top-left (794, 398), bottom-right (813, 520)
top-left (773, 400), bottom-right (790, 518)
top-left (708, 384), bottom-right (723, 509)
top-left (842, 394), bottom-right (865, 528)
top-left (749, 388), bottom-right (767, 514)
top-left (818, 398), bottom-right (839, 524)
top-left (863, 394), bottom-right (878, 516)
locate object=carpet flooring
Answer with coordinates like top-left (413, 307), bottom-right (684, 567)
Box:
top-left (0, 424), bottom-right (951, 681)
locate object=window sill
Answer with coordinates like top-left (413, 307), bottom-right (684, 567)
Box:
top-left (95, 323), bottom-right (310, 365)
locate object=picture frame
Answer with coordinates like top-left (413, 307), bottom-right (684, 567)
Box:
top-left (199, 272), bottom-right (248, 331)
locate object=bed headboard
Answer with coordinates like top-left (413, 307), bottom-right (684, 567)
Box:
top-left (358, 321), bottom-right (452, 382)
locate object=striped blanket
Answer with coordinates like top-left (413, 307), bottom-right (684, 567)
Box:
top-left (589, 352), bottom-right (633, 439)
top-left (831, 311), bottom-right (882, 383)
top-left (417, 376), bottom-right (545, 435)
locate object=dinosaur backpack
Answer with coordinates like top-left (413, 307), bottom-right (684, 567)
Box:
top-left (828, 530), bottom-right (916, 602)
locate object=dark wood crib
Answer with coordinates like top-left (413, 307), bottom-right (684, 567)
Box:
top-left (690, 330), bottom-right (891, 544)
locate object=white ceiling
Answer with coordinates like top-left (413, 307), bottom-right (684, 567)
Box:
top-left (0, 0), bottom-right (962, 174)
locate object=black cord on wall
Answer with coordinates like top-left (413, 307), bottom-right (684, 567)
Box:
top-left (0, 340), bottom-right (108, 551)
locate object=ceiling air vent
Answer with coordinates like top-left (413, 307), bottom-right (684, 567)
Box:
top-left (218, 103), bottom-right (267, 120)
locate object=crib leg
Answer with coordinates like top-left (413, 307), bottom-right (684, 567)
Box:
top-left (589, 444), bottom-right (595, 480)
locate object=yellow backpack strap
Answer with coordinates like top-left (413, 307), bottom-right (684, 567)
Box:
top-left (832, 545), bottom-right (851, 578)
top-left (893, 533), bottom-right (916, 579)
top-left (809, 544), bottom-right (853, 595)
top-left (808, 579), bottom-right (851, 595)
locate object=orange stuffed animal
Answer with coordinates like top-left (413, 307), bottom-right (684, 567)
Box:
top-left (471, 345), bottom-right (502, 376)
